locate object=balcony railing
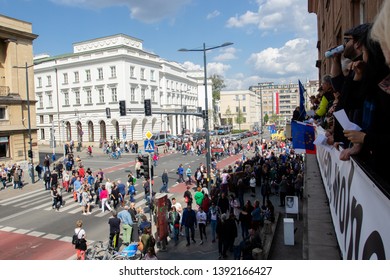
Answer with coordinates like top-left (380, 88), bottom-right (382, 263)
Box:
top-left (0, 86), bottom-right (10, 96)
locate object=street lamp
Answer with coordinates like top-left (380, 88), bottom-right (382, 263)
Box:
top-left (258, 83), bottom-right (263, 134)
top-left (179, 42), bottom-right (233, 191)
top-left (13, 62), bottom-right (35, 183)
top-left (236, 95), bottom-right (242, 131)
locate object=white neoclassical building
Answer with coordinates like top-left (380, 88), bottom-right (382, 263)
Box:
top-left (33, 34), bottom-right (212, 147)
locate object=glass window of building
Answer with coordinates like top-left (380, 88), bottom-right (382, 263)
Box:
top-left (99, 88), bottom-right (105, 103)
top-left (110, 66), bottom-right (116, 78)
top-left (74, 71), bottom-right (79, 83)
top-left (140, 68), bottom-right (145, 80)
top-left (86, 89), bottom-right (92, 104)
top-left (98, 68), bottom-right (103, 80)
top-left (130, 66), bottom-right (135, 78)
top-left (75, 90), bottom-right (80, 105)
top-left (131, 87), bottom-right (135, 101)
top-left (85, 69), bottom-right (91, 81)
top-left (37, 77), bottom-right (42, 88)
top-left (141, 88), bottom-right (145, 101)
top-left (64, 91), bottom-right (69, 106)
top-left (150, 70), bottom-right (155, 81)
top-left (39, 115), bottom-right (44, 124)
top-left (47, 93), bottom-right (53, 107)
top-left (0, 107), bottom-right (6, 120)
top-left (47, 75), bottom-right (52, 87)
top-left (111, 87), bottom-right (117, 102)
top-left (63, 73), bottom-right (68, 84)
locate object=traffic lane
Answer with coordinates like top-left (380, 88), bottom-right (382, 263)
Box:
top-left (0, 231), bottom-right (74, 260)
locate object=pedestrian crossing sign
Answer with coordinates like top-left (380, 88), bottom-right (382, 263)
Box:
top-left (144, 140), bottom-right (155, 152)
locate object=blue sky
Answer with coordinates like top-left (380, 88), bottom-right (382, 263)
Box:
top-left (1, 0), bottom-right (318, 89)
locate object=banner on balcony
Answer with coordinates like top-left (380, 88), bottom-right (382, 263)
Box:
top-left (291, 121), bottom-right (316, 154)
top-left (316, 128), bottom-right (390, 259)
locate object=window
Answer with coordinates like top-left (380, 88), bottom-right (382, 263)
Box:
top-left (40, 129), bottom-right (45, 140)
top-left (49, 115), bottom-right (54, 123)
top-left (99, 88), bottom-right (105, 103)
top-left (236, 107), bottom-right (239, 113)
top-left (141, 88), bottom-right (145, 101)
top-left (130, 66), bottom-right (135, 78)
top-left (243, 106), bottom-right (246, 113)
top-left (47, 76), bottom-right (52, 87)
top-left (98, 68), bottom-right (103, 80)
top-left (0, 107), bottom-right (6, 120)
top-left (140, 68), bottom-right (145, 80)
top-left (111, 87), bottom-right (117, 102)
top-left (47, 93), bottom-right (53, 107)
top-left (64, 91), bottom-right (69, 106)
top-left (110, 66), bottom-right (116, 78)
top-left (130, 87), bottom-right (135, 102)
top-left (85, 69), bottom-right (91, 81)
top-left (86, 89), bottom-right (92, 104)
top-left (150, 70), bottom-right (155, 81)
top-left (75, 90), bottom-right (80, 105)
top-left (38, 95), bottom-right (43, 108)
top-left (242, 95), bottom-right (246, 101)
top-left (39, 115), bottom-right (44, 124)
top-left (151, 89), bottom-right (155, 102)
top-left (74, 71), bottom-right (79, 83)
top-left (63, 73), bottom-right (68, 84)
top-left (37, 77), bottom-right (42, 88)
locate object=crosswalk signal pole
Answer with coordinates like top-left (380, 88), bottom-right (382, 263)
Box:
top-left (149, 153), bottom-right (153, 231)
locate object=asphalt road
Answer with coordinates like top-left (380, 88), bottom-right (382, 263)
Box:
top-left (0, 136), bottom-right (262, 260)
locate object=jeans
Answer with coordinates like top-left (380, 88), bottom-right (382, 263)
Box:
top-left (184, 225), bottom-right (195, 244)
top-left (210, 220), bottom-right (217, 241)
top-left (159, 183), bottom-right (168, 193)
top-left (199, 223), bottom-right (207, 241)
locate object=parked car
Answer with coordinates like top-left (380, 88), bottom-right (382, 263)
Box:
top-left (244, 131), bottom-right (252, 137)
top-left (252, 130), bottom-right (259, 136)
top-left (230, 133), bottom-right (242, 141)
top-left (151, 133), bottom-right (175, 146)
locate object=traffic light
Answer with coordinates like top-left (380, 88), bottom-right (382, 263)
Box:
top-left (144, 99), bottom-right (152, 116)
top-left (119, 100), bottom-right (126, 116)
top-left (140, 155), bottom-right (150, 179)
top-left (28, 149), bottom-right (33, 158)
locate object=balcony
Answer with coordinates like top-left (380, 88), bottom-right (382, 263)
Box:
top-left (0, 86), bottom-right (10, 96)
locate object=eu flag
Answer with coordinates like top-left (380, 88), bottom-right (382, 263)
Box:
top-left (298, 80), bottom-right (306, 120)
top-left (291, 121), bottom-right (316, 154)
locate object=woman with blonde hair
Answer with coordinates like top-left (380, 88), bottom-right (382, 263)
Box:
top-left (371, 0), bottom-right (390, 66)
top-left (74, 220), bottom-right (87, 260)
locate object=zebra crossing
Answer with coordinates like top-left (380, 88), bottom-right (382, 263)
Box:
top-left (0, 185), bottom-right (174, 218)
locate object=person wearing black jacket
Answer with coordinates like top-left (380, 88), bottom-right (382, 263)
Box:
top-left (181, 204), bottom-right (197, 246)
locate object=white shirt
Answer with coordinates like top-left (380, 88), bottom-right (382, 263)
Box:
top-left (196, 211), bottom-right (207, 224)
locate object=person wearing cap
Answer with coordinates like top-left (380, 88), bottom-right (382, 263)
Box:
top-left (118, 205), bottom-right (133, 246)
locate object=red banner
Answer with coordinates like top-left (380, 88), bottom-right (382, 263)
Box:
top-left (156, 194), bottom-right (168, 240)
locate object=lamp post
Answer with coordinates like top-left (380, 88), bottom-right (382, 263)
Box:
top-left (258, 83), bottom-right (263, 134)
top-left (14, 62), bottom-right (35, 183)
top-left (236, 95), bottom-right (242, 131)
top-left (179, 42), bottom-right (233, 191)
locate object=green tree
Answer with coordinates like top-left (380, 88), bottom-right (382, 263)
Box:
top-left (225, 106), bottom-right (233, 125)
top-left (211, 74), bottom-right (226, 124)
top-left (235, 108), bottom-right (244, 130)
top-left (269, 113), bottom-right (279, 124)
top-left (263, 113), bottom-right (269, 125)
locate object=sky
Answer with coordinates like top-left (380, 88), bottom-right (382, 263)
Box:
top-left (1, 0), bottom-right (319, 90)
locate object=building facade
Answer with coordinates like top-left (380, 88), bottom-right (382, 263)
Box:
top-left (33, 34), bottom-right (212, 147)
top-left (249, 81), bottom-right (319, 128)
top-left (219, 90), bottom-right (261, 131)
top-left (0, 14), bottom-right (38, 165)
top-left (308, 0), bottom-right (384, 80)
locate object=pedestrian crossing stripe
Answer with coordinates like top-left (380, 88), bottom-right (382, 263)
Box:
top-left (144, 139), bottom-right (155, 152)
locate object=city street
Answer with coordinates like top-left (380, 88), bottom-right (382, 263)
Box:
top-left (0, 136), bottom-right (271, 260)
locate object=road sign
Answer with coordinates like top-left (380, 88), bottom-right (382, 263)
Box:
top-left (144, 139), bottom-right (155, 153)
top-left (145, 131), bottom-right (153, 139)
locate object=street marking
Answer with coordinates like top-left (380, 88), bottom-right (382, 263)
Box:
top-left (43, 233), bottom-right (61, 240)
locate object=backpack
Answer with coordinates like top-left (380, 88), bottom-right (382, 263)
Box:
top-left (72, 229), bottom-right (81, 245)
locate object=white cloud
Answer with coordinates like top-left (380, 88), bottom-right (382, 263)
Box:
top-left (50, 0), bottom-right (191, 23)
top-left (207, 62), bottom-right (231, 76)
top-left (181, 61), bottom-right (203, 71)
top-left (207, 10), bottom-right (220, 20)
top-left (226, 0), bottom-right (316, 37)
top-left (247, 38), bottom-right (317, 80)
top-left (213, 47), bottom-right (237, 61)
top-left (226, 11), bottom-right (259, 28)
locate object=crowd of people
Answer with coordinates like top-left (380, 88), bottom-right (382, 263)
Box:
top-left (304, 1), bottom-right (390, 187)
